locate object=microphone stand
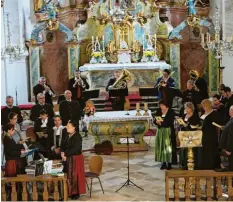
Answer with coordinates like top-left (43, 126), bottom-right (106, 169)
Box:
top-left (116, 136), bottom-right (144, 192)
top-left (15, 86), bottom-right (18, 106)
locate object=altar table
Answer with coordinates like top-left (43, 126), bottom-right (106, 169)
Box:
top-left (86, 110), bottom-right (153, 152)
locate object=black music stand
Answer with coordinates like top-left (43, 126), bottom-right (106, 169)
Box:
top-left (139, 88), bottom-right (158, 100)
top-left (116, 136), bottom-right (144, 192)
top-left (109, 88), bottom-right (128, 98)
top-left (82, 89), bottom-right (100, 101)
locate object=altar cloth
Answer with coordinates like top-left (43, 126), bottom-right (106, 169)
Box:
top-left (79, 62), bottom-right (170, 71)
top-left (86, 110), bottom-right (152, 123)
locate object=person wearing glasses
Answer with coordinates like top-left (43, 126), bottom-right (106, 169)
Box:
top-left (30, 93), bottom-right (54, 121)
top-left (1, 96), bottom-right (23, 126)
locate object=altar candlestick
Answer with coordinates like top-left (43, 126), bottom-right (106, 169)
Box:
top-left (136, 103), bottom-right (140, 110)
top-left (144, 103), bottom-right (148, 110)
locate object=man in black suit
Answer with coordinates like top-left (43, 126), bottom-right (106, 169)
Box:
top-left (222, 87), bottom-right (233, 121)
top-left (1, 96), bottom-right (23, 125)
top-left (30, 93), bottom-right (54, 121)
top-left (33, 76), bottom-right (54, 106)
top-left (68, 70), bottom-right (89, 100)
top-left (34, 109), bottom-right (54, 158)
top-left (106, 70), bottom-right (127, 111)
top-left (59, 90), bottom-right (80, 128)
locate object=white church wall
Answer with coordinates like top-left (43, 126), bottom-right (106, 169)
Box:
top-left (1, 0), bottom-right (29, 105)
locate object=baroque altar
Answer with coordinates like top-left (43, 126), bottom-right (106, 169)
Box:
top-left (85, 110), bottom-right (152, 152)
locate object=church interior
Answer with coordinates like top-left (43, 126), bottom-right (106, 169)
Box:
top-left (1, 0), bottom-right (233, 201)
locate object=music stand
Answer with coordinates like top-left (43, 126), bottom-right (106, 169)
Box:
top-left (109, 88), bottom-right (128, 98)
top-left (116, 136), bottom-right (143, 192)
top-left (82, 89), bottom-right (100, 101)
top-left (139, 88), bottom-right (158, 101)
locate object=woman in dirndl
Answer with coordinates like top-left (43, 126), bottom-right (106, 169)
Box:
top-left (154, 100), bottom-right (176, 170)
top-left (61, 120), bottom-right (86, 200)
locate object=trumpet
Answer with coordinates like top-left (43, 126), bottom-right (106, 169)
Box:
top-left (74, 76), bottom-right (86, 88)
top-left (189, 70), bottom-right (199, 91)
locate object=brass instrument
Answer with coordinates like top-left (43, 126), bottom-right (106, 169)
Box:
top-left (189, 70), bottom-right (199, 91)
top-left (154, 71), bottom-right (175, 88)
top-left (74, 75), bottom-right (86, 88)
top-left (112, 69), bottom-right (131, 89)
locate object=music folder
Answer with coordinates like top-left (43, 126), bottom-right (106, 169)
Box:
top-left (82, 89), bottom-right (100, 100)
top-left (20, 148), bottom-right (38, 158)
top-left (109, 88), bottom-right (128, 98)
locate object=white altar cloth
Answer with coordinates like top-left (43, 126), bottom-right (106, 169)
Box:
top-left (83, 110), bottom-right (152, 124)
top-left (79, 62), bottom-right (170, 71)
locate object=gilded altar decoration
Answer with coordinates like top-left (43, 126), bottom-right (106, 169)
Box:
top-left (90, 36), bottom-right (107, 64)
top-left (30, 0), bottom-right (73, 44)
top-left (73, 0), bottom-right (172, 63)
top-left (169, 0), bottom-right (213, 40)
top-left (141, 34), bottom-right (159, 62)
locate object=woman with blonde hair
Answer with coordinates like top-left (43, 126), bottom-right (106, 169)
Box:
top-left (198, 99), bottom-right (220, 169)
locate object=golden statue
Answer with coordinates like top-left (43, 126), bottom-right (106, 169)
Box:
top-left (132, 40), bottom-right (141, 53)
top-left (107, 41), bottom-right (116, 53)
top-left (34, 0), bottom-right (45, 12)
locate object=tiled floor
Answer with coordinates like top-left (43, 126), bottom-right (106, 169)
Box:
top-left (80, 135), bottom-right (167, 201)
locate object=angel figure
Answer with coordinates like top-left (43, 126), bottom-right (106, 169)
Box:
top-left (185, 0), bottom-right (196, 15)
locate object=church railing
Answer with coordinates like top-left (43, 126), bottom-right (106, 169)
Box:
top-left (1, 174), bottom-right (68, 201)
top-left (165, 170), bottom-right (233, 201)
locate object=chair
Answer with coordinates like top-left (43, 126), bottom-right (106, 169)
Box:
top-left (85, 155), bottom-right (104, 198)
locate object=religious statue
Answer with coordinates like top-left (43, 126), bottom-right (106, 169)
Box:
top-left (34, 0), bottom-right (45, 12)
top-left (186, 0), bottom-right (196, 15)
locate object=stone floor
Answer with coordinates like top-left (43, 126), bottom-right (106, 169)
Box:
top-left (79, 135), bottom-right (167, 201)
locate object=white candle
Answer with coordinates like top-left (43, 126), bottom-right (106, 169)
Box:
top-left (92, 36), bottom-right (94, 51)
top-left (136, 103), bottom-right (140, 110)
top-left (201, 33), bottom-right (204, 44)
top-left (142, 35), bottom-right (144, 51)
top-left (154, 34), bottom-right (157, 51)
top-left (144, 103), bottom-right (148, 110)
top-left (102, 35), bottom-right (105, 52)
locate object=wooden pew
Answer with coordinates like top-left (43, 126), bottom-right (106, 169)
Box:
top-left (165, 170), bottom-right (233, 201)
top-left (1, 174), bottom-right (68, 201)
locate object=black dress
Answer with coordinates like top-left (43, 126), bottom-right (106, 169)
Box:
top-left (182, 89), bottom-right (201, 106)
top-left (195, 77), bottom-right (209, 101)
top-left (59, 100), bottom-right (80, 127)
top-left (30, 104), bottom-right (54, 121)
top-left (3, 135), bottom-right (24, 176)
top-left (33, 84), bottom-right (54, 106)
top-left (225, 95), bottom-right (233, 121)
top-left (1, 106), bottom-right (23, 126)
top-left (62, 133), bottom-right (86, 196)
top-left (198, 111), bottom-right (220, 169)
top-left (219, 118), bottom-right (233, 171)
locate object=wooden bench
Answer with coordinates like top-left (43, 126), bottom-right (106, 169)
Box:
top-left (1, 174), bottom-right (68, 201)
top-left (165, 170), bottom-right (233, 201)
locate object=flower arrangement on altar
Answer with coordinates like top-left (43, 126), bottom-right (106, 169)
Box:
top-left (141, 34), bottom-right (159, 62)
top-left (90, 36), bottom-right (108, 64)
top-left (143, 50), bottom-right (155, 57)
top-left (85, 100), bottom-right (96, 117)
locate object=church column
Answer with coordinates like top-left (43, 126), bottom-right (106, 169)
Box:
top-left (168, 42), bottom-right (181, 89)
top-left (208, 50), bottom-right (219, 93)
top-left (67, 43), bottom-right (80, 79)
top-left (29, 46), bottom-right (41, 100)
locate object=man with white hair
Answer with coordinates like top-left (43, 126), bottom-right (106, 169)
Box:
top-left (1, 96), bottom-right (23, 125)
top-left (59, 90), bottom-right (80, 127)
top-left (30, 93), bottom-right (54, 121)
top-left (220, 105), bottom-right (233, 171)
top-left (33, 76), bottom-right (54, 106)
